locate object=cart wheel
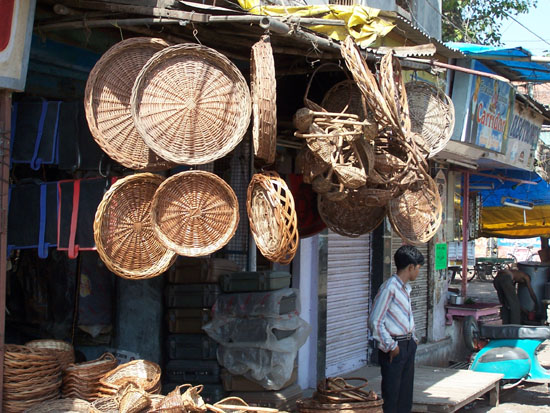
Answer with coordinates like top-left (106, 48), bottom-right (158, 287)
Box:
top-left (463, 315), bottom-right (479, 352)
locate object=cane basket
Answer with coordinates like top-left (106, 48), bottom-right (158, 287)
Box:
top-left (22, 397), bottom-right (90, 413)
top-left (388, 174), bottom-right (442, 245)
top-left (62, 353), bottom-right (118, 402)
top-left (251, 36), bottom-right (277, 164)
top-left (247, 172), bottom-right (299, 264)
top-left (151, 170), bottom-right (239, 257)
top-left (318, 193), bottom-right (386, 237)
top-left (99, 360), bottom-right (161, 396)
top-left (131, 43), bottom-right (251, 165)
top-left (94, 173), bottom-right (177, 279)
top-left (84, 37), bottom-right (173, 170)
top-left (297, 398), bottom-right (383, 413)
top-left (25, 339), bottom-right (75, 370)
top-left (405, 80), bottom-right (455, 158)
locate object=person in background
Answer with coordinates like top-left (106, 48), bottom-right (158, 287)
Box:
top-left (369, 245), bottom-right (424, 413)
top-left (493, 268), bottom-right (538, 324)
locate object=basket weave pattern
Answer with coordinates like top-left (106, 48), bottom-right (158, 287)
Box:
top-left (84, 37), bottom-right (173, 171)
top-left (251, 36), bottom-right (277, 164)
top-left (247, 172), bottom-right (299, 264)
top-left (99, 360), bottom-right (161, 397)
top-left (62, 353), bottom-right (118, 401)
top-left (151, 170), bottom-right (239, 257)
top-left (131, 43), bottom-right (251, 165)
top-left (25, 339), bottom-right (75, 371)
top-left (94, 173), bottom-right (177, 279)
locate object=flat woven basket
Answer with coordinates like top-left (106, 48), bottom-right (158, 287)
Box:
top-left (84, 37), bottom-right (173, 171)
top-left (25, 339), bottom-right (75, 370)
top-left (22, 397), bottom-right (90, 413)
top-left (247, 172), bottom-right (299, 265)
top-left (251, 36), bottom-right (277, 164)
top-left (151, 170), bottom-right (239, 257)
top-left (405, 80), bottom-right (455, 158)
top-left (93, 173), bottom-right (177, 280)
top-left (318, 192), bottom-right (386, 237)
top-left (388, 174), bottom-right (442, 246)
top-left (131, 43), bottom-right (251, 165)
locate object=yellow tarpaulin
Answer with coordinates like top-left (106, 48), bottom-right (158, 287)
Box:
top-left (481, 206), bottom-right (550, 238)
top-left (237, 1), bottom-right (395, 48)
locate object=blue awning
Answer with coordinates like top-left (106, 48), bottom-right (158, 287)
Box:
top-left (446, 42), bottom-right (550, 83)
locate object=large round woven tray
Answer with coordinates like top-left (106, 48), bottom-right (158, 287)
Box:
top-left (297, 398), bottom-right (383, 413)
top-left (94, 173), bottom-right (177, 279)
top-left (251, 36), bottom-right (277, 164)
top-left (247, 172), bottom-right (298, 264)
top-left (25, 339), bottom-right (75, 370)
top-left (131, 43), bottom-right (251, 165)
top-left (84, 37), bottom-right (173, 171)
top-left (151, 170), bottom-right (239, 256)
top-left (318, 192), bottom-right (386, 237)
top-left (388, 174), bottom-right (442, 245)
top-left (405, 80), bottom-right (455, 158)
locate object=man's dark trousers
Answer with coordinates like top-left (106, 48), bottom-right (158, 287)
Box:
top-left (378, 339), bottom-right (417, 413)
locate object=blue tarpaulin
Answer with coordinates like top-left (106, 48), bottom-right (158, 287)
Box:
top-left (446, 42), bottom-right (550, 83)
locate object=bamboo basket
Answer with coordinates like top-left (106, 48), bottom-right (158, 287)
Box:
top-left (23, 398), bottom-right (90, 413)
top-left (247, 172), bottom-right (299, 265)
top-left (251, 35), bottom-right (277, 164)
top-left (84, 37), bottom-right (173, 171)
top-left (296, 398), bottom-right (383, 413)
top-left (94, 173), bottom-right (177, 279)
top-left (88, 397), bottom-right (118, 413)
top-left (131, 43), bottom-right (251, 165)
top-left (25, 339), bottom-right (75, 370)
top-left (98, 360), bottom-right (161, 396)
top-left (151, 170), bottom-right (239, 257)
top-left (62, 353), bottom-right (118, 402)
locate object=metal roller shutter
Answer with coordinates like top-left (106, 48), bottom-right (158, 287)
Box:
top-left (326, 231), bottom-right (372, 376)
top-left (391, 232), bottom-right (429, 342)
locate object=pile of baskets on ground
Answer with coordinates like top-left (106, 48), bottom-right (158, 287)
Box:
top-left (294, 36), bottom-right (455, 244)
top-left (297, 377), bottom-right (383, 413)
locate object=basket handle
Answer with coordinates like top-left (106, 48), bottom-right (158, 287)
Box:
top-left (304, 63), bottom-right (349, 112)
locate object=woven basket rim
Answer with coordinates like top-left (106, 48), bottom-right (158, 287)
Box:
top-left (131, 43), bottom-right (251, 165)
top-left (151, 170), bottom-right (240, 257)
top-left (93, 173), bottom-right (177, 279)
top-left (84, 37), bottom-right (174, 171)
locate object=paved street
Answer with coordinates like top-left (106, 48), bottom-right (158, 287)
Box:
top-left (452, 278), bottom-right (550, 412)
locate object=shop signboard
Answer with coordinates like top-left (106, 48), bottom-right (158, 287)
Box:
top-left (0, 0), bottom-right (37, 91)
top-left (463, 63), bottom-right (515, 153)
top-left (504, 100), bottom-right (544, 170)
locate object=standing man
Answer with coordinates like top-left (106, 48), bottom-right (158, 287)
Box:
top-left (493, 268), bottom-right (538, 324)
top-left (369, 245), bottom-right (424, 413)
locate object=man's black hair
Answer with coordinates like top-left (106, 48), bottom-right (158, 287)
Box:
top-left (394, 245), bottom-right (425, 271)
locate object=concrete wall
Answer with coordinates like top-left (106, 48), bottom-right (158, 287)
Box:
top-left (416, 320), bottom-right (470, 367)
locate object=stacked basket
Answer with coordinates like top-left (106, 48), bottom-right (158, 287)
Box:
top-left (3, 344), bottom-right (62, 413)
top-left (25, 339), bottom-right (75, 370)
top-left (62, 353), bottom-right (118, 401)
top-left (98, 360), bottom-right (162, 397)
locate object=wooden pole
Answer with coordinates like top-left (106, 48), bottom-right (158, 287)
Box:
top-left (0, 89), bottom-right (11, 407)
top-left (462, 171), bottom-right (470, 298)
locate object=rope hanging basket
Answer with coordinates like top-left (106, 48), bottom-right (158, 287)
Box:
top-left (251, 36), bottom-right (277, 164)
top-left (405, 80), bottom-right (455, 158)
top-left (25, 339), bottom-right (75, 370)
top-left (131, 43), bottom-right (251, 165)
top-left (388, 174), bottom-right (442, 246)
top-left (247, 172), bottom-right (299, 265)
top-left (318, 192), bottom-right (386, 237)
top-left (84, 37), bottom-right (174, 171)
top-left (93, 173), bottom-right (177, 280)
top-left (151, 170), bottom-right (240, 257)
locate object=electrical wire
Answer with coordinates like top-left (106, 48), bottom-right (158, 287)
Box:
top-left (503, 10), bottom-right (550, 49)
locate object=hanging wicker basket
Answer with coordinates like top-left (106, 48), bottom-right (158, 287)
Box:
top-left (388, 174), bottom-right (442, 245)
top-left (94, 173), bottom-right (177, 280)
top-left (84, 37), bottom-right (174, 171)
top-left (247, 172), bottom-right (299, 265)
top-left (251, 36), bottom-right (277, 164)
top-left (131, 43), bottom-right (251, 165)
top-left (151, 170), bottom-right (239, 257)
top-left (25, 339), bottom-right (75, 370)
top-left (405, 80), bottom-right (455, 158)
top-left (318, 192), bottom-right (386, 237)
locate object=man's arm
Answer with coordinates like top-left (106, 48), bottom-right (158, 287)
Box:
top-left (525, 278), bottom-right (539, 311)
top-left (369, 285), bottom-right (397, 353)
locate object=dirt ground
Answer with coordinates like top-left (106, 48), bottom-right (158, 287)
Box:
top-left (454, 279), bottom-right (550, 412)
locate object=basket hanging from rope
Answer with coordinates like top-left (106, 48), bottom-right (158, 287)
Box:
top-left (94, 173), bottom-right (177, 280)
top-left (247, 172), bottom-right (299, 265)
top-left (251, 36), bottom-right (277, 164)
top-left (405, 80), bottom-right (455, 158)
top-left (131, 43), bottom-right (251, 165)
top-left (84, 37), bottom-right (174, 171)
top-left (388, 174), bottom-right (442, 245)
top-left (151, 170), bottom-right (239, 257)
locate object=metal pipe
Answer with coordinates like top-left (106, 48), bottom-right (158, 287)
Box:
top-left (258, 16), bottom-right (290, 34)
top-left (37, 17), bottom-right (180, 30)
top-left (461, 171), bottom-right (469, 298)
top-left (208, 14), bottom-right (345, 26)
top-left (404, 57), bottom-right (511, 83)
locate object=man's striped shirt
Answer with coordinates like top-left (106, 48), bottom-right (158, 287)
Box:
top-left (369, 274), bottom-right (416, 352)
